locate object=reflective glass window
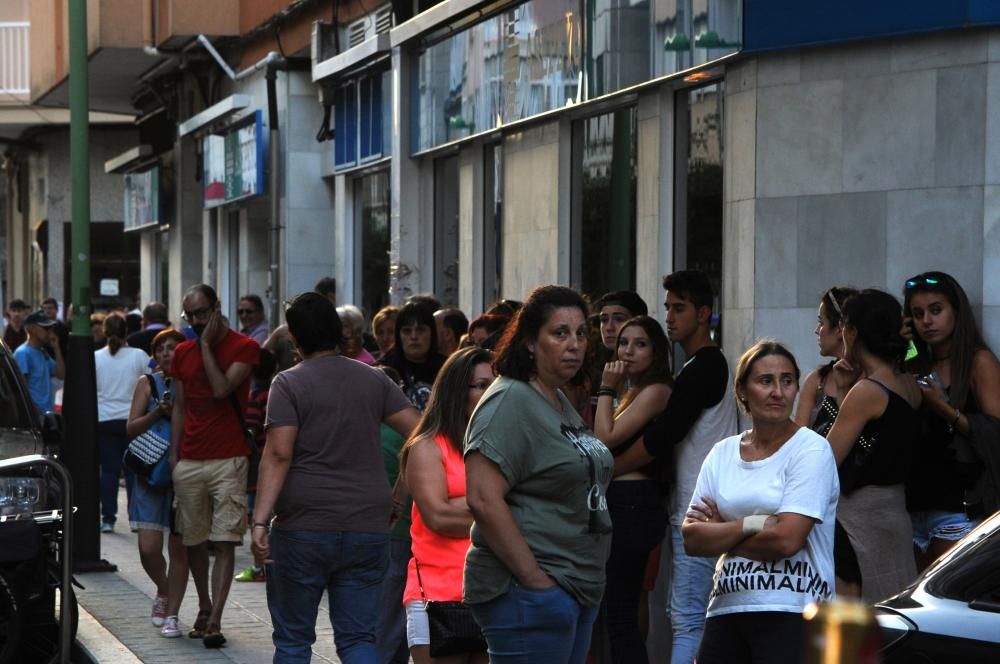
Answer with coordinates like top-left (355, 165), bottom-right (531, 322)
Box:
top-left (572, 107), bottom-right (637, 302)
top-left (355, 170), bottom-right (391, 317)
top-left (416, 0), bottom-right (583, 152)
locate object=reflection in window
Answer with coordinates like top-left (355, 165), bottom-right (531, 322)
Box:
top-left (675, 82), bottom-right (724, 338)
top-left (434, 156), bottom-right (459, 306)
top-left (572, 108), bottom-right (637, 302)
top-left (416, 0), bottom-right (582, 151)
top-left (483, 143), bottom-right (503, 304)
top-left (355, 170), bottom-right (391, 318)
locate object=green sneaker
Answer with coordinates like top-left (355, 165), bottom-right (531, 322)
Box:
top-left (234, 565), bottom-right (265, 582)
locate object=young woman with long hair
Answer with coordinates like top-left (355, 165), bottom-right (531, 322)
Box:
top-left (399, 346), bottom-right (494, 664)
top-left (794, 287), bottom-right (860, 432)
top-left (826, 290), bottom-right (922, 600)
top-left (593, 315), bottom-right (672, 663)
top-left (903, 271), bottom-right (1000, 568)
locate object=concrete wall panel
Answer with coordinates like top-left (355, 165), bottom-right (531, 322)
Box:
top-left (843, 70), bottom-right (936, 192)
top-left (801, 41), bottom-right (889, 82)
top-left (890, 30), bottom-right (988, 73)
top-left (985, 185), bottom-right (1000, 306)
top-left (886, 186), bottom-right (983, 304)
top-left (754, 197), bottom-right (799, 308)
top-left (935, 65), bottom-right (986, 187)
top-left (756, 79), bottom-right (843, 198)
top-left (796, 192), bottom-right (887, 303)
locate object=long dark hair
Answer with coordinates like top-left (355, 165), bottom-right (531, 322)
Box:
top-left (903, 271), bottom-right (988, 409)
top-left (615, 316), bottom-right (673, 414)
top-left (381, 301), bottom-right (440, 364)
top-left (841, 289), bottom-right (909, 366)
top-left (493, 285), bottom-right (588, 381)
top-left (104, 314), bottom-right (128, 356)
top-left (399, 346), bottom-right (493, 474)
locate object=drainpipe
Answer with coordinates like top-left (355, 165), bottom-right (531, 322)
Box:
top-left (196, 34), bottom-right (286, 325)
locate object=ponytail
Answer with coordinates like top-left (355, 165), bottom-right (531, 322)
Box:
top-left (103, 315), bottom-right (128, 356)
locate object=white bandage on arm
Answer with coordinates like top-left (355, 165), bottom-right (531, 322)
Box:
top-left (742, 514), bottom-right (770, 536)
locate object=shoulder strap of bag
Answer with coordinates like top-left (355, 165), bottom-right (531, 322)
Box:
top-left (147, 373), bottom-right (159, 401)
top-left (228, 392), bottom-right (260, 454)
top-left (414, 558), bottom-right (427, 602)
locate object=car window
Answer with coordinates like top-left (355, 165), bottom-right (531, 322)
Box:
top-left (925, 524), bottom-right (1000, 604)
top-left (0, 353), bottom-right (34, 429)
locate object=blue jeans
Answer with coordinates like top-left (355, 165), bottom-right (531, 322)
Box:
top-left (98, 419), bottom-right (133, 524)
top-left (669, 525), bottom-right (715, 664)
top-left (470, 582), bottom-right (598, 664)
top-left (266, 528), bottom-right (389, 664)
top-left (375, 539), bottom-right (411, 663)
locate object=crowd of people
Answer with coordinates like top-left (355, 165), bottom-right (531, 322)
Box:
top-left (2, 267), bottom-right (998, 663)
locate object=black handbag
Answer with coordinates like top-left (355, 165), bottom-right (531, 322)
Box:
top-left (415, 560), bottom-right (487, 657)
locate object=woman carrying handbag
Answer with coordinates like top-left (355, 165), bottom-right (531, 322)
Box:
top-left (401, 346), bottom-right (494, 663)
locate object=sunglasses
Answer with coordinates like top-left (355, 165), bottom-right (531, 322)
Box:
top-left (237, 308), bottom-right (259, 315)
top-left (181, 306), bottom-right (212, 322)
top-left (905, 273), bottom-right (942, 289)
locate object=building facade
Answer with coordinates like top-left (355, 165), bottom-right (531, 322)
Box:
top-left (3, 0), bottom-right (996, 374)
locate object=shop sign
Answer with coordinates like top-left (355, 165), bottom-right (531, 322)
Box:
top-left (202, 110), bottom-right (266, 208)
top-left (123, 165), bottom-right (160, 232)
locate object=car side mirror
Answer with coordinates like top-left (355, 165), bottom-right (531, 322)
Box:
top-left (42, 411), bottom-right (63, 446)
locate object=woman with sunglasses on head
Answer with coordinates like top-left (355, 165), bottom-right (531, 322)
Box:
top-left (794, 287), bottom-right (860, 432)
top-left (464, 285), bottom-right (613, 664)
top-left (825, 290), bottom-right (922, 601)
top-left (399, 347), bottom-right (494, 664)
top-left (592, 315), bottom-right (671, 663)
top-left (903, 271), bottom-right (1000, 569)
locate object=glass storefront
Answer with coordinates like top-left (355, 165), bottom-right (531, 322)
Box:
top-left (483, 142), bottom-right (503, 303)
top-left (416, 0), bottom-right (583, 151)
top-left (572, 107), bottom-right (637, 302)
top-left (355, 170), bottom-right (391, 317)
top-left (415, 0), bottom-right (740, 151)
top-left (675, 81), bottom-right (724, 339)
top-left (434, 156), bottom-right (460, 306)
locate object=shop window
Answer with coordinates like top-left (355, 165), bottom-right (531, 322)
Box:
top-left (571, 107), bottom-right (638, 303)
top-left (674, 82), bottom-right (724, 340)
top-left (355, 170), bottom-right (391, 317)
top-left (483, 142), bottom-right (503, 304)
top-left (434, 156), bottom-right (459, 306)
top-left (334, 82), bottom-right (358, 168)
top-left (415, 0), bottom-right (582, 152)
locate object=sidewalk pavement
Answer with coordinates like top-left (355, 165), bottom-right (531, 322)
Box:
top-left (74, 487), bottom-right (342, 663)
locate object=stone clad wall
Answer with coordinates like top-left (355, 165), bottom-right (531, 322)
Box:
top-left (723, 27), bottom-right (1000, 371)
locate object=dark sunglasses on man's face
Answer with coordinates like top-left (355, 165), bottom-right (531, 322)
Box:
top-left (237, 308), bottom-right (259, 315)
top-left (182, 306), bottom-right (212, 321)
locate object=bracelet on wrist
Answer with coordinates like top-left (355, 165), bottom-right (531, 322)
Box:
top-left (252, 522), bottom-right (270, 531)
top-left (597, 389), bottom-right (616, 398)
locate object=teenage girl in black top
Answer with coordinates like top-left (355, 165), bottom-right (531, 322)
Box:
top-left (593, 316), bottom-right (671, 663)
top-left (903, 271), bottom-right (1000, 570)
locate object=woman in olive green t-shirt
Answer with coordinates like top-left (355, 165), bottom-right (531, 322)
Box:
top-left (465, 285), bottom-right (613, 664)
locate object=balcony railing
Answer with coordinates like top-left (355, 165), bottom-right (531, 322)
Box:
top-left (0, 21), bottom-right (30, 101)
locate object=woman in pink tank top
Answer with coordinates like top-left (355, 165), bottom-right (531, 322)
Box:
top-left (400, 346), bottom-right (495, 664)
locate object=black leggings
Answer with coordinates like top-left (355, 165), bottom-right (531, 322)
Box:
top-left (697, 612), bottom-right (804, 664)
top-left (600, 479), bottom-right (667, 663)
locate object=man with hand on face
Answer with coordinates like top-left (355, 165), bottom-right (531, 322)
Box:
top-left (168, 284), bottom-right (259, 649)
top-left (612, 270), bottom-right (737, 664)
top-left (13, 310), bottom-right (65, 414)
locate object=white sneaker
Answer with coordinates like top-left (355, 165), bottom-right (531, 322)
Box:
top-left (151, 595), bottom-right (168, 627)
top-left (160, 616), bottom-right (181, 638)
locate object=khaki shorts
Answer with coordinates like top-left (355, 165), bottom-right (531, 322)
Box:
top-left (173, 457), bottom-right (248, 546)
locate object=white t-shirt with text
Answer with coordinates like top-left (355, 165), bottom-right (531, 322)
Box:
top-left (688, 427), bottom-right (839, 617)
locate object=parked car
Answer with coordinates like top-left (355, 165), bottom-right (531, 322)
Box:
top-left (876, 510), bottom-right (1000, 663)
top-left (0, 340), bottom-right (77, 664)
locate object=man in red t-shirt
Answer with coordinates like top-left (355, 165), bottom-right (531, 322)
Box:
top-left (169, 284), bottom-right (259, 648)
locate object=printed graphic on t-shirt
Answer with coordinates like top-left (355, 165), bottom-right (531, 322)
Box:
top-left (561, 424), bottom-right (612, 533)
top-left (406, 379), bottom-right (434, 413)
top-left (711, 555), bottom-right (832, 603)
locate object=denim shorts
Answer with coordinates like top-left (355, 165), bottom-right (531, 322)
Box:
top-left (127, 479), bottom-right (172, 531)
top-left (405, 600), bottom-right (430, 647)
top-left (911, 510), bottom-right (980, 552)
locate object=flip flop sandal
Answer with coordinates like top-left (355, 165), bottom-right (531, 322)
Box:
top-left (203, 625), bottom-right (227, 649)
top-left (188, 609), bottom-right (211, 639)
